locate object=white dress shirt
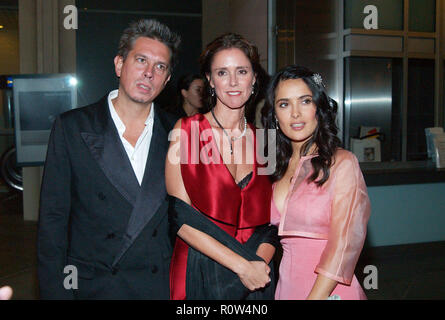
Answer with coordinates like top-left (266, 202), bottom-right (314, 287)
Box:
top-left (107, 90), bottom-right (154, 185)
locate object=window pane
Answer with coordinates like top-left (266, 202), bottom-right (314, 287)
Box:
top-left (409, 0), bottom-right (436, 32)
top-left (276, 0), bottom-right (295, 71)
top-left (276, 0), bottom-right (337, 90)
top-left (344, 57), bottom-right (402, 162)
top-left (407, 59), bottom-right (435, 161)
top-left (344, 0), bottom-right (404, 30)
top-left (391, 59), bottom-right (403, 162)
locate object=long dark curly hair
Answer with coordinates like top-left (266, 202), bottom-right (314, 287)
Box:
top-left (262, 65), bottom-right (342, 186)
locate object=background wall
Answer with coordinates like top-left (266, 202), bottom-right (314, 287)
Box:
top-left (76, 0), bottom-right (202, 109)
top-left (202, 0), bottom-right (268, 70)
top-left (18, 0), bottom-right (76, 221)
top-left (0, 7), bottom-right (19, 159)
top-left (366, 182), bottom-right (445, 247)
top-left (0, 29), bottom-right (19, 74)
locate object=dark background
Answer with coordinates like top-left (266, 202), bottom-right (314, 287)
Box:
top-left (75, 0), bottom-right (202, 109)
top-left (19, 91), bottom-right (71, 130)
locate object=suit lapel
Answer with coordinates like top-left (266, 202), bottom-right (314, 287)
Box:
top-left (81, 99), bottom-right (140, 206)
top-left (112, 105), bottom-right (170, 267)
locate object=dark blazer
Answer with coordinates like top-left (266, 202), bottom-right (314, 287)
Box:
top-left (37, 96), bottom-right (175, 299)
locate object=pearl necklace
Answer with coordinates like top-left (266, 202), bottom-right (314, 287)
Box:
top-left (210, 108), bottom-right (247, 155)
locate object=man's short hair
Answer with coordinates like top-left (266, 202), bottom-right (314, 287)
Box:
top-left (117, 19), bottom-right (181, 72)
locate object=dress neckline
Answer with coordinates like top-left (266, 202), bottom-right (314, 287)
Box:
top-left (237, 171), bottom-right (253, 189)
top-left (272, 154), bottom-right (317, 217)
top-left (200, 114), bottom-right (256, 190)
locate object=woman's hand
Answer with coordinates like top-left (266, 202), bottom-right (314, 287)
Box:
top-left (235, 260), bottom-right (271, 291)
top-left (178, 225), bottom-right (271, 292)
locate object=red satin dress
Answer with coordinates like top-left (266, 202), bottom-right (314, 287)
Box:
top-left (169, 114), bottom-right (272, 300)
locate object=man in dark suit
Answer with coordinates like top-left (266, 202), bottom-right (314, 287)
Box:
top-left (37, 19), bottom-right (180, 299)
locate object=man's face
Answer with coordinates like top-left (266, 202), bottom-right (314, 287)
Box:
top-left (114, 37), bottom-right (172, 105)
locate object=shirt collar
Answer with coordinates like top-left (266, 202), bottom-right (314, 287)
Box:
top-left (107, 89), bottom-right (154, 135)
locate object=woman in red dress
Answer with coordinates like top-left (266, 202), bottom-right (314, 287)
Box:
top-left (165, 33), bottom-right (278, 300)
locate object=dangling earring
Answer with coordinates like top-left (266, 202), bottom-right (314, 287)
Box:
top-left (275, 116), bottom-right (280, 130)
top-left (251, 84), bottom-right (255, 95)
top-left (211, 87), bottom-right (215, 97)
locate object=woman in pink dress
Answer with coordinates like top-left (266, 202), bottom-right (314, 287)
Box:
top-left (262, 65), bottom-right (371, 300)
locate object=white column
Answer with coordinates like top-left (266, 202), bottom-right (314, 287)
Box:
top-left (18, 0), bottom-right (76, 221)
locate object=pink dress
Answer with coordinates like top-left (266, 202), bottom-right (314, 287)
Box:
top-left (271, 149), bottom-right (370, 300)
